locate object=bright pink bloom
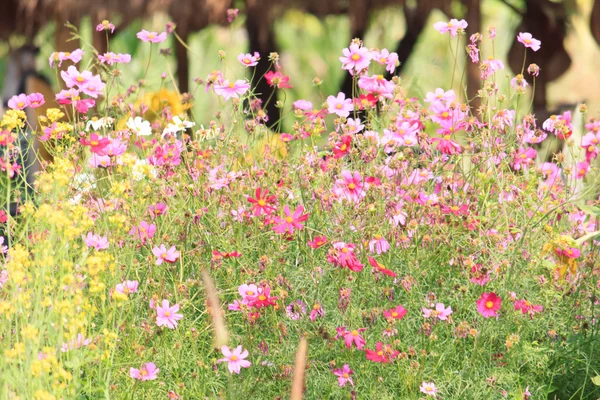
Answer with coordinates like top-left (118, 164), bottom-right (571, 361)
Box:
top-left (130, 362), bottom-right (159, 381)
top-left (293, 99), bottom-right (313, 110)
top-left (136, 30), bottom-right (167, 43)
top-left (217, 345), bottom-right (251, 374)
top-left (517, 32), bottom-right (541, 52)
top-left (48, 49), bottom-right (84, 67)
top-left (512, 147), bottom-right (537, 171)
top-left (309, 303), bottom-right (325, 321)
top-left (247, 286), bottom-right (277, 309)
top-left (339, 43), bottom-right (371, 74)
top-left (152, 244), bottom-right (180, 265)
top-left (365, 342), bottom-right (398, 363)
top-left (476, 292), bottom-right (502, 318)
top-left (383, 305), bottom-right (407, 320)
top-left (332, 135), bottom-right (352, 159)
top-left (333, 364), bottom-right (354, 387)
top-left (272, 205), bottom-right (309, 235)
top-left (115, 280), bottom-right (139, 296)
top-left (148, 203), bottom-right (168, 218)
top-left (423, 303), bottom-right (453, 321)
top-left (575, 161), bottom-right (589, 179)
top-left (555, 247), bottom-right (580, 259)
top-left (129, 221), bottom-right (156, 244)
top-left (371, 48), bottom-right (398, 73)
top-left (367, 256), bottom-right (397, 277)
top-left (80, 133), bottom-right (110, 154)
top-left (514, 299), bottom-right (543, 317)
top-left (264, 71), bottom-right (292, 89)
top-left (98, 52), bottom-right (132, 66)
top-left (7, 94), bottom-right (28, 110)
top-left (155, 299), bottom-right (183, 329)
top-left (336, 326), bottom-right (366, 350)
top-left (327, 92), bottom-right (354, 118)
top-left (308, 236), bottom-right (327, 249)
top-left (333, 170), bottom-right (367, 203)
top-left (213, 80), bottom-right (251, 100)
top-left (238, 52), bottom-right (260, 67)
top-left (327, 242), bottom-right (364, 272)
top-left (83, 232), bottom-right (109, 250)
top-left (247, 187), bottom-right (277, 216)
top-left (433, 19), bottom-right (468, 37)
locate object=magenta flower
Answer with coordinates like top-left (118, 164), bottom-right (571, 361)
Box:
top-left (26, 93), bottom-right (45, 108)
top-left (152, 244), bottom-right (180, 265)
top-left (333, 364), bottom-right (354, 387)
top-left (333, 170), bottom-right (368, 204)
top-left (213, 79), bottom-right (251, 100)
top-left (48, 49), bottom-right (84, 67)
top-left (423, 303), bottom-right (453, 321)
top-left (433, 19), bottom-right (468, 37)
top-left (155, 299), bottom-right (183, 329)
top-left (327, 92), bottom-right (354, 118)
top-left (7, 94), bottom-right (28, 110)
top-left (96, 20), bottom-right (115, 33)
top-left (83, 232), bottom-right (109, 251)
top-left (272, 205), bottom-right (309, 235)
top-left (217, 345), bottom-right (251, 374)
top-left (371, 48), bottom-right (398, 73)
top-left (80, 133), bottom-right (111, 154)
top-left (237, 52), bottom-right (260, 67)
top-left (327, 242), bottom-right (364, 272)
top-left (98, 52), bottom-right (132, 66)
top-left (130, 362), bottom-right (159, 381)
top-left (115, 280), bottom-right (139, 296)
top-left (476, 292), bottom-right (502, 318)
top-left (517, 32), bottom-right (541, 52)
top-left (309, 302), bottom-right (325, 321)
top-left (339, 43), bottom-right (371, 74)
top-left (336, 326), bottom-right (366, 350)
top-left (136, 29), bottom-right (167, 43)
top-left (514, 299), bottom-right (543, 318)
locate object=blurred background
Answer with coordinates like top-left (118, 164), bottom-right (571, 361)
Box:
top-left (1, 0), bottom-right (599, 131)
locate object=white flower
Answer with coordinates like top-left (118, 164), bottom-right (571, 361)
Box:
top-left (86, 117), bottom-right (114, 131)
top-left (162, 116), bottom-right (195, 137)
top-left (127, 117), bottom-right (152, 136)
top-left (132, 159), bottom-right (157, 181)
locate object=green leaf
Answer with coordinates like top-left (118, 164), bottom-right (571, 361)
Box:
top-left (591, 375), bottom-right (600, 386)
top-left (578, 204), bottom-right (600, 216)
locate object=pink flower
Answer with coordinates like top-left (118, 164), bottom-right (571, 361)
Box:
top-left (309, 303), bottom-right (325, 321)
top-left (80, 133), bottom-right (111, 154)
top-left (48, 49), bottom-right (84, 67)
top-left (514, 299), bottom-right (543, 317)
top-left (80, 75), bottom-right (106, 98)
top-left (237, 52), bottom-right (260, 67)
top-left (423, 303), bottom-right (453, 321)
top-left (115, 280), bottom-right (139, 296)
top-left (155, 299), bottom-right (183, 329)
top-left (217, 345), bottom-right (251, 374)
top-left (264, 71), bottom-right (292, 89)
top-left (327, 92), bottom-right (354, 118)
top-left (336, 326), bottom-right (366, 350)
top-left (129, 221), bottom-right (156, 244)
top-left (365, 342), bottom-right (398, 363)
top-left (327, 242), bottom-right (364, 272)
top-left (575, 161), bottom-right (589, 179)
top-left (98, 52), bottom-right (132, 66)
top-left (433, 19), bottom-right (468, 37)
top-left (26, 93), bottom-right (45, 108)
top-left (272, 205), bottom-right (309, 235)
top-left (293, 100), bottom-right (313, 110)
top-left (213, 79), bottom-right (251, 100)
top-left (246, 286), bottom-right (278, 309)
top-left (517, 32), bottom-right (541, 52)
top-left (61, 66), bottom-right (93, 88)
top-left (333, 170), bottom-right (368, 204)
top-left (371, 48), bottom-right (398, 73)
top-left (369, 234), bottom-right (390, 254)
top-left (136, 30), bottom-right (167, 43)
top-left (383, 305), bottom-right (407, 320)
top-left (152, 244), bottom-right (180, 265)
top-left (420, 382), bottom-right (439, 397)
top-left (476, 292), bottom-right (502, 318)
top-left (96, 20), bottom-right (115, 33)
top-left (83, 232), bottom-right (109, 250)
top-left (130, 362), bottom-right (159, 381)
top-left (7, 94), bottom-right (28, 110)
top-left (308, 236), bottom-right (327, 249)
top-left (61, 333), bottom-right (91, 352)
top-left (148, 203), bottom-right (168, 218)
top-left (333, 364), bottom-right (354, 387)
top-left (339, 43), bottom-right (371, 74)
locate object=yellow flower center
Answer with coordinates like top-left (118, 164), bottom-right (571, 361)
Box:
top-left (343, 373), bottom-right (349, 378)
top-left (392, 311), bottom-right (398, 317)
top-left (258, 199), bottom-right (266, 206)
top-left (341, 248), bottom-right (349, 253)
top-left (348, 183), bottom-right (356, 189)
top-left (228, 82), bottom-right (235, 89)
top-left (351, 330), bottom-right (358, 336)
top-left (148, 33), bottom-right (155, 39)
top-left (485, 301), bottom-right (494, 309)
top-left (258, 295), bottom-right (267, 301)
top-left (164, 311), bottom-right (171, 317)
top-left (230, 355), bottom-right (238, 361)
top-left (17, 102), bottom-right (24, 108)
top-left (351, 54), bottom-right (361, 61)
